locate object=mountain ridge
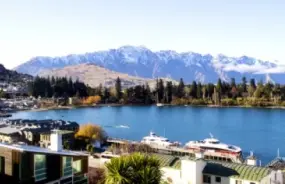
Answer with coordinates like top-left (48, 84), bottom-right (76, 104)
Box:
top-left (38, 63), bottom-right (177, 89)
top-left (14, 45), bottom-right (285, 84)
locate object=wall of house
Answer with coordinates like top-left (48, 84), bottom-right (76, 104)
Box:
top-left (181, 159), bottom-right (206, 184)
top-left (229, 178), bottom-right (260, 184)
top-left (161, 167), bottom-right (184, 184)
top-left (203, 175), bottom-right (229, 184)
top-left (0, 147), bottom-right (13, 176)
top-left (260, 170), bottom-right (283, 184)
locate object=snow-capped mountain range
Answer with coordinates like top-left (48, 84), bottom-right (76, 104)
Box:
top-left (14, 45), bottom-right (285, 84)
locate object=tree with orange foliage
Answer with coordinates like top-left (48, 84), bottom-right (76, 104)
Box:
top-left (75, 123), bottom-right (107, 143)
top-left (83, 95), bottom-right (101, 105)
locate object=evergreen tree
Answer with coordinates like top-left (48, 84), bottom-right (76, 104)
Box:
top-left (207, 83), bottom-right (215, 98)
top-left (165, 81), bottom-right (173, 103)
top-left (241, 77), bottom-right (247, 93)
top-left (103, 87), bottom-right (110, 103)
top-left (156, 79), bottom-right (164, 103)
top-left (190, 81), bottom-right (197, 98)
top-left (177, 78), bottom-right (185, 98)
top-left (144, 83), bottom-right (152, 104)
top-left (115, 77), bottom-right (122, 101)
top-left (216, 78), bottom-right (222, 95)
top-left (250, 79), bottom-right (256, 88)
top-left (197, 82), bottom-right (202, 99)
top-left (68, 77), bottom-right (74, 96)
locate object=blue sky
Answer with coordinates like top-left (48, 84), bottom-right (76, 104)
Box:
top-left (1, 0), bottom-right (285, 69)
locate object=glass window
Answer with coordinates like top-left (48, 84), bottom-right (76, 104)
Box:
top-left (34, 154), bottom-right (47, 181)
top-left (216, 176), bottom-right (221, 182)
top-left (203, 175), bottom-right (211, 183)
top-left (63, 156), bottom-right (73, 176)
top-left (73, 160), bottom-right (82, 173)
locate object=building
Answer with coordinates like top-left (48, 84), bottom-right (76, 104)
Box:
top-left (40, 130), bottom-right (75, 148)
top-left (156, 154), bottom-right (283, 184)
top-left (0, 130), bottom-right (88, 184)
top-left (0, 125), bottom-right (23, 143)
top-left (0, 119), bottom-right (79, 146)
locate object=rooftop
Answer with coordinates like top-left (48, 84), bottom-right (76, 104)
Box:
top-left (266, 157), bottom-right (285, 171)
top-left (0, 142), bottom-right (87, 157)
top-left (154, 154), bottom-right (272, 182)
top-left (203, 161), bottom-right (271, 182)
top-left (0, 126), bottom-right (21, 135)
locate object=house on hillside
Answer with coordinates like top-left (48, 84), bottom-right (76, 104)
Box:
top-left (0, 130), bottom-right (88, 184)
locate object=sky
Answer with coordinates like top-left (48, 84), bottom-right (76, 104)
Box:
top-left (1, 0), bottom-right (285, 69)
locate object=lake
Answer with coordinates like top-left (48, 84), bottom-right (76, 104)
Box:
top-left (10, 106), bottom-right (285, 164)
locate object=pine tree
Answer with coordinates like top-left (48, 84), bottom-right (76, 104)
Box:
top-left (242, 77), bottom-right (247, 93)
top-left (156, 79), bottom-right (164, 103)
top-left (190, 81), bottom-right (197, 98)
top-left (177, 78), bottom-right (185, 98)
top-left (115, 77), bottom-right (122, 101)
top-left (165, 81), bottom-right (173, 103)
top-left (197, 82), bottom-right (202, 99)
top-left (216, 78), bottom-right (222, 95)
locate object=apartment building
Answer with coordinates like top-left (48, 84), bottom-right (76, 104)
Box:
top-left (0, 130), bottom-right (88, 184)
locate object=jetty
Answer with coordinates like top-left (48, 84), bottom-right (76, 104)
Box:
top-left (107, 137), bottom-right (243, 164)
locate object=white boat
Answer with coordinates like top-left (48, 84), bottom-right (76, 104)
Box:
top-left (185, 134), bottom-right (242, 156)
top-left (141, 131), bottom-right (176, 147)
top-left (115, 125), bottom-right (130, 129)
top-left (156, 103), bottom-right (164, 107)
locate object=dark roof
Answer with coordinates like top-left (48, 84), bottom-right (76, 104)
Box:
top-left (203, 161), bottom-right (272, 182)
top-left (266, 157), bottom-right (285, 170)
top-left (23, 128), bottom-right (51, 134)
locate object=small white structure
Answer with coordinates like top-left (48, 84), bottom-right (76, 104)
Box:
top-left (246, 151), bottom-right (257, 166)
top-left (49, 129), bottom-right (62, 151)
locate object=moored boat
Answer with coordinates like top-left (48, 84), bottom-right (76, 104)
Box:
top-left (141, 131), bottom-right (179, 147)
top-left (156, 103), bottom-right (164, 107)
top-left (185, 134), bottom-right (242, 157)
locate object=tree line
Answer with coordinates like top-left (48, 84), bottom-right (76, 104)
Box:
top-left (28, 76), bottom-right (285, 107)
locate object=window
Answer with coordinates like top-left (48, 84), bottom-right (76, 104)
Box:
top-left (72, 160), bottom-right (82, 173)
top-left (215, 176), bottom-right (221, 183)
top-left (0, 156), bottom-right (4, 174)
top-left (235, 180), bottom-right (242, 184)
top-left (62, 156), bottom-right (73, 176)
top-left (34, 154), bottom-right (47, 181)
top-left (203, 175), bottom-right (211, 183)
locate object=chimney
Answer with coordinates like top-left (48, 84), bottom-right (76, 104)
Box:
top-left (49, 129), bottom-right (63, 152)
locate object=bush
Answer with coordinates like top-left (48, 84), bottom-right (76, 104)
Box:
top-left (221, 98), bottom-right (237, 106)
top-left (190, 99), bottom-right (207, 105)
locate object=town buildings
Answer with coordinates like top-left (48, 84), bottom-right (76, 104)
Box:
top-left (0, 119), bottom-right (79, 146)
top-left (0, 130), bottom-right (88, 184)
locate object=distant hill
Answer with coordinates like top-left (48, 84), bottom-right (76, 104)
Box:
top-left (38, 63), bottom-right (177, 89)
top-left (14, 45), bottom-right (285, 84)
top-left (0, 64), bottom-right (33, 83)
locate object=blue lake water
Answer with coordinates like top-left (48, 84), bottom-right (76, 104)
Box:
top-left (10, 106), bottom-right (285, 164)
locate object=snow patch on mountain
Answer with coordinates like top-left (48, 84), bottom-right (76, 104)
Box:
top-left (14, 45), bottom-right (285, 84)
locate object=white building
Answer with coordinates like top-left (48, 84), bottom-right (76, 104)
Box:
top-left (157, 154), bottom-right (283, 184)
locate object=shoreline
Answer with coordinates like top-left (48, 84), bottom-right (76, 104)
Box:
top-left (23, 103), bottom-right (285, 112)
